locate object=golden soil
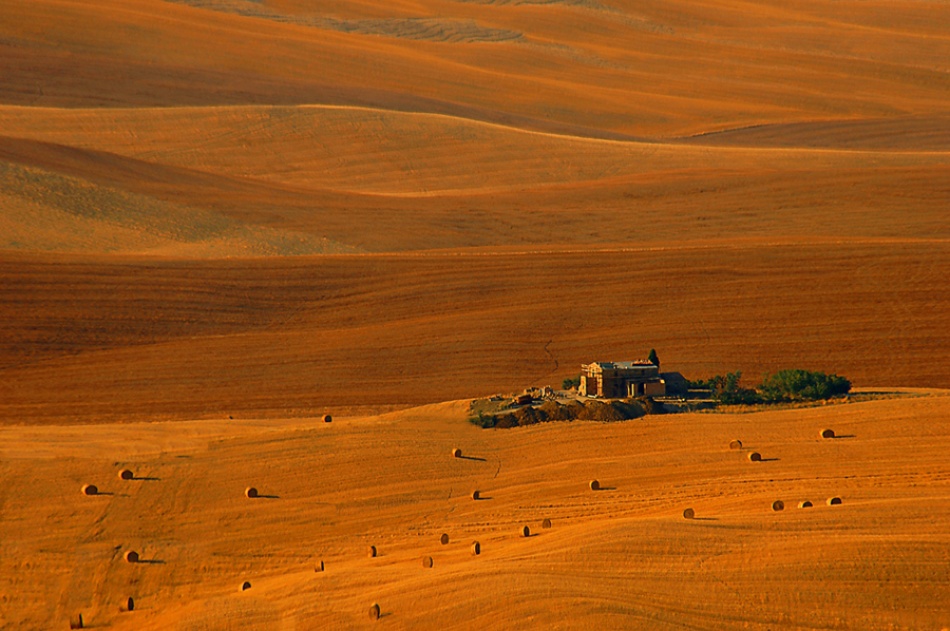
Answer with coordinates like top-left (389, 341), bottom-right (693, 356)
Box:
top-left (1, 0), bottom-right (949, 627)
top-left (1, 242), bottom-right (949, 424)
top-left (2, 395), bottom-right (950, 629)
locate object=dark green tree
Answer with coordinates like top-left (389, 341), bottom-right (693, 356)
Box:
top-left (648, 348), bottom-right (659, 367)
top-left (708, 371), bottom-right (760, 404)
top-left (562, 376), bottom-right (581, 390)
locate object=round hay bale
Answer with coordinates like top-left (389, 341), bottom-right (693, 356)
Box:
top-left (422, 556), bottom-right (433, 568)
top-left (126, 597), bottom-right (134, 612)
top-left (315, 560), bottom-right (325, 572)
top-left (124, 550), bottom-right (139, 564)
top-left (439, 533), bottom-right (449, 545)
top-left (683, 508), bottom-right (695, 519)
top-left (827, 496), bottom-right (843, 506)
top-left (452, 448), bottom-right (462, 458)
top-left (748, 452), bottom-right (762, 462)
top-left (772, 500), bottom-right (785, 512)
top-left (541, 518), bottom-right (552, 529)
top-left (471, 490), bottom-right (480, 500)
top-left (471, 541), bottom-right (481, 556)
top-left (521, 525), bottom-right (530, 537)
top-left (368, 545), bottom-right (377, 558)
top-left (81, 484), bottom-right (98, 496)
top-left (322, 414), bottom-right (332, 423)
top-left (589, 479), bottom-right (600, 491)
top-left (368, 603), bottom-right (381, 620)
top-left (245, 487), bottom-right (258, 499)
top-left (241, 581), bottom-right (251, 591)
top-left (820, 428), bottom-right (835, 439)
top-left (118, 469), bottom-right (134, 481)
top-left (728, 439), bottom-right (743, 450)
top-left (798, 500), bottom-right (813, 508)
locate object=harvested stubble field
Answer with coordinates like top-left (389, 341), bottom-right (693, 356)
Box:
top-left (1, 241), bottom-right (948, 424)
top-left (1, 0), bottom-right (949, 627)
top-left (2, 395), bottom-right (950, 629)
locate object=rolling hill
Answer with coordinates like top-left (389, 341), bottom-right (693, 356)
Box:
top-left (1, 0), bottom-right (949, 627)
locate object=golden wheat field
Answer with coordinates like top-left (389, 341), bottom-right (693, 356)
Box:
top-left (1, 0), bottom-right (949, 628)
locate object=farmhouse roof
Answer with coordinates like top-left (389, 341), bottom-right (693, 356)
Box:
top-left (589, 360), bottom-right (656, 369)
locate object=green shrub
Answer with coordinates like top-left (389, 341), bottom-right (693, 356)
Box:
top-left (514, 405), bottom-right (545, 426)
top-left (469, 412), bottom-right (496, 428)
top-left (707, 371), bottom-right (762, 404)
top-left (494, 413), bottom-right (519, 429)
top-left (637, 396), bottom-right (664, 415)
top-left (758, 369), bottom-right (851, 401)
top-left (562, 376), bottom-right (581, 390)
top-left (538, 400), bottom-right (573, 421)
top-left (578, 400), bottom-right (628, 421)
top-left (612, 399), bottom-right (647, 419)
top-left (475, 394), bottom-right (662, 429)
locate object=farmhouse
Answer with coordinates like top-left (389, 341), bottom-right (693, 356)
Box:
top-left (579, 361), bottom-right (678, 398)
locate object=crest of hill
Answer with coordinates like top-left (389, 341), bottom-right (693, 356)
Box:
top-left (2, 0), bottom-right (948, 137)
top-left (0, 105), bottom-right (947, 254)
top-left (1, 0), bottom-right (948, 254)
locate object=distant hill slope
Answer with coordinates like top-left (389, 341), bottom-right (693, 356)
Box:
top-left (1, 0), bottom-right (948, 254)
top-left (2, 241), bottom-right (948, 424)
top-left (3, 0), bottom-right (948, 136)
top-left (0, 105), bottom-right (947, 253)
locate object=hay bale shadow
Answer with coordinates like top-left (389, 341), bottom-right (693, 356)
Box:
top-left (82, 484), bottom-right (114, 496)
top-left (458, 455), bottom-right (487, 462)
top-left (245, 487), bottom-right (279, 499)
